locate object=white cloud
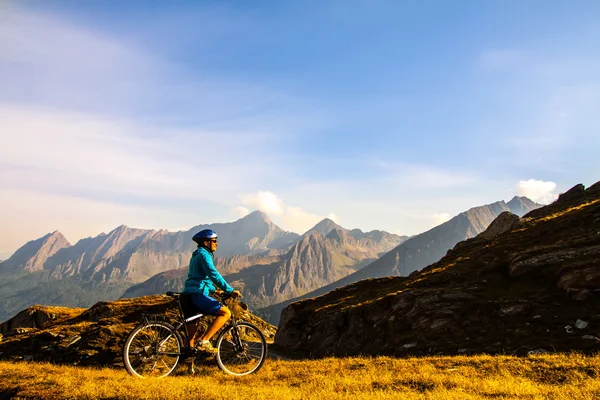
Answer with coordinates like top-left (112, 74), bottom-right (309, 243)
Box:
top-left (432, 213), bottom-right (451, 226)
top-left (515, 179), bottom-right (558, 204)
top-left (282, 207), bottom-right (332, 234)
top-left (241, 191), bottom-right (285, 216)
top-left (230, 206), bottom-right (250, 219)
top-left (326, 212), bottom-right (340, 223)
top-left (239, 191), bottom-right (337, 233)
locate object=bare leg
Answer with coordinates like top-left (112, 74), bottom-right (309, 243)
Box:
top-left (199, 306), bottom-right (231, 341)
top-left (187, 322), bottom-right (199, 348)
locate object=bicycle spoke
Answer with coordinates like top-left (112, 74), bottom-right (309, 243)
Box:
top-left (216, 323), bottom-right (266, 376)
top-left (124, 322), bottom-right (181, 378)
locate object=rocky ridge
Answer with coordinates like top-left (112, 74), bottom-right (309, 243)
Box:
top-left (274, 182), bottom-right (600, 357)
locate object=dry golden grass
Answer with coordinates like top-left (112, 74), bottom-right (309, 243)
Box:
top-left (1, 353), bottom-right (599, 399)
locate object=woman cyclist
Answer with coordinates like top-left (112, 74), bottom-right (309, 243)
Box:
top-left (180, 229), bottom-right (242, 353)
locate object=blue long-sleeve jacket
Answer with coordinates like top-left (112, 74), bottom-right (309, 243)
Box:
top-left (182, 247), bottom-right (234, 295)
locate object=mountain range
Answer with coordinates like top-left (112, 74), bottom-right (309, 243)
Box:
top-left (258, 196), bottom-right (541, 324)
top-left (0, 197), bottom-right (539, 324)
top-left (0, 211), bottom-right (298, 322)
top-left (0, 211), bottom-right (404, 322)
top-left (122, 220), bottom-right (407, 309)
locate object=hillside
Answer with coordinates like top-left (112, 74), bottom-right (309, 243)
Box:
top-left (0, 294), bottom-right (275, 367)
top-left (274, 182), bottom-right (600, 357)
top-left (259, 196), bottom-right (540, 324)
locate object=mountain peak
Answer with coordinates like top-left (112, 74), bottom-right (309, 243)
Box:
top-left (240, 210), bottom-right (272, 225)
top-left (507, 196), bottom-right (541, 216)
top-left (47, 230), bottom-right (68, 241)
top-left (2, 231), bottom-right (71, 272)
top-left (109, 225), bottom-right (130, 234)
top-left (507, 195), bottom-right (536, 204)
top-left (304, 218), bottom-right (344, 237)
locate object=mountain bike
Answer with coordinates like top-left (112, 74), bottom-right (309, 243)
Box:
top-left (122, 291), bottom-right (267, 377)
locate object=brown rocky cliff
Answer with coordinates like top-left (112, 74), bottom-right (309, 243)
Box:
top-left (274, 182), bottom-right (600, 357)
top-left (1, 305), bottom-right (85, 333)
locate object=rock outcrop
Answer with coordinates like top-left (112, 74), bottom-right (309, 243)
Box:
top-left (274, 182), bottom-right (600, 358)
top-left (0, 305), bottom-right (85, 333)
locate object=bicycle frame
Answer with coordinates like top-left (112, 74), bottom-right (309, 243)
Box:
top-left (156, 294), bottom-right (242, 356)
top-left (124, 292), bottom-right (266, 377)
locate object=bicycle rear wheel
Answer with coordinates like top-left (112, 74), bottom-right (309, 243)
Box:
top-left (215, 322), bottom-right (267, 376)
top-left (123, 321), bottom-right (183, 378)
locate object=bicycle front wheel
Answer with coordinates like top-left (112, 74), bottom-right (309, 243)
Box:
top-left (123, 321), bottom-right (183, 378)
top-left (215, 322), bottom-right (267, 376)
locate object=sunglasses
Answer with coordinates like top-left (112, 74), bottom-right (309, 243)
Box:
top-left (209, 239), bottom-right (218, 243)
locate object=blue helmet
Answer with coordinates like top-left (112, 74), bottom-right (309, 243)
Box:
top-left (192, 229), bottom-right (218, 244)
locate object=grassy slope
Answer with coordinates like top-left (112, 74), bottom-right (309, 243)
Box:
top-left (1, 354), bottom-right (599, 399)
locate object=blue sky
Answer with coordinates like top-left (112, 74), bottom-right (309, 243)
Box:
top-left (1, 0), bottom-right (599, 258)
